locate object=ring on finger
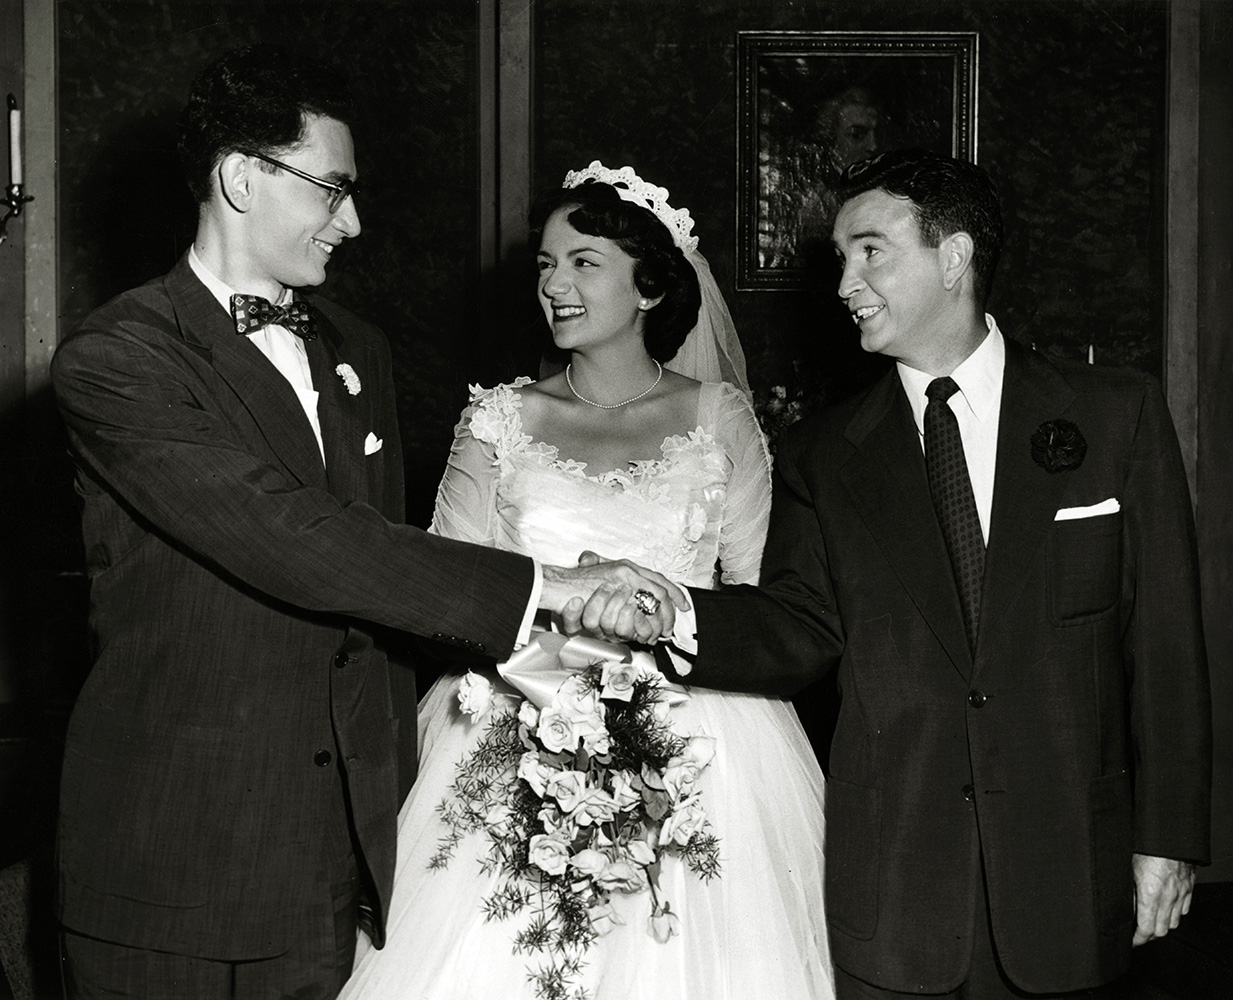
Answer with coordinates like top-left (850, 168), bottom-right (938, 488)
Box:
top-left (633, 589), bottom-right (661, 616)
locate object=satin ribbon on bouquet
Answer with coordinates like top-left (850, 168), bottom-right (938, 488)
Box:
top-left (497, 630), bottom-right (689, 710)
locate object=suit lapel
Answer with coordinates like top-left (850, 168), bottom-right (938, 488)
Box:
top-left (840, 369), bottom-right (974, 680)
top-left (306, 303), bottom-right (369, 504)
top-left (166, 256), bottom-right (327, 490)
top-left (976, 341), bottom-right (1076, 671)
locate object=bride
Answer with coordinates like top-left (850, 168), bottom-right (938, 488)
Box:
top-left (339, 162), bottom-right (833, 999)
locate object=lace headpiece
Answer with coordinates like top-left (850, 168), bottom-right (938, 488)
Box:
top-left (562, 160), bottom-right (699, 254)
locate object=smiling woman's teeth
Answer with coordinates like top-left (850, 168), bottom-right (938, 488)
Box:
top-left (554, 306), bottom-right (585, 318)
top-left (313, 239), bottom-right (333, 254)
top-left (852, 305), bottom-right (881, 323)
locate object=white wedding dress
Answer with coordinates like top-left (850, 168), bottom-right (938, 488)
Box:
top-left (340, 379), bottom-right (833, 1000)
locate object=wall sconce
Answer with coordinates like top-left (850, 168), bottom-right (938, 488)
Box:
top-left (2, 93), bottom-right (34, 246)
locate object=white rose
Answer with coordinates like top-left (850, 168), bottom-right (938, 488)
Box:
top-left (600, 661), bottom-right (640, 702)
top-left (683, 733), bottom-right (717, 769)
top-left (518, 700), bottom-right (539, 729)
top-left (569, 848), bottom-right (608, 878)
top-left (518, 751), bottom-right (553, 796)
top-left (457, 671), bottom-right (492, 722)
top-left (538, 804), bottom-right (578, 840)
top-left (660, 758), bottom-right (700, 803)
top-left (648, 903), bottom-right (681, 943)
top-left (577, 715), bottom-right (611, 755)
top-left (595, 858), bottom-right (648, 894)
top-left (545, 770), bottom-right (588, 813)
top-left (660, 796), bottom-right (708, 847)
top-left (608, 769), bottom-right (642, 811)
top-left (527, 834), bottom-right (571, 876)
top-left (554, 674), bottom-right (605, 724)
top-left (625, 838), bottom-right (656, 868)
top-left (588, 899), bottom-right (625, 936)
top-left (570, 788), bottom-right (618, 827)
top-left (483, 802), bottom-right (512, 832)
top-left (536, 706), bottom-right (577, 753)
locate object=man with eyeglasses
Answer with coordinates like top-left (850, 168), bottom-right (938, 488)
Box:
top-left (50, 44), bottom-right (685, 1000)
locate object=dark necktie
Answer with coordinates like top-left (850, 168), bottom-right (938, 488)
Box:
top-left (230, 293), bottom-right (317, 341)
top-left (924, 377), bottom-right (985, 653)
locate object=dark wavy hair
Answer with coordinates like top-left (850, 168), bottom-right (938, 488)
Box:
top-left (178, 44), bottom-right (354, 205)
top-left (529, 181), bottom-right (701, 363)
top-left (836, 148), bottom-right (1004, 306)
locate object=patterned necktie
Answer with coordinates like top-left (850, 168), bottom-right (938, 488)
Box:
top-left (924, 377), bottom-right (985, 653)
top-left (231, 293), bottom-right (317, 341)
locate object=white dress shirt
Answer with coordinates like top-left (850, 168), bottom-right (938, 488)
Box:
top-left (896, 315), bottom-right (1005, 545)
top-left (188, 246), bottom-right (327, 466)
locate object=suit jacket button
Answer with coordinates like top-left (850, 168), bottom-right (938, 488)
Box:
top-left (334, 652), bottom-right (351, 669)
top-left (314, 750), bottom-right (332, 767)
top-left (961, 784), bottom-right (975, 801)
top-left (967, 690), bottom-right (987, 708)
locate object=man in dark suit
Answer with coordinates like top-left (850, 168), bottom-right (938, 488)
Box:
top-left (50, 45), bottom-right (682, 1000)
top-left (682, 150), bottom-right (1211, 998)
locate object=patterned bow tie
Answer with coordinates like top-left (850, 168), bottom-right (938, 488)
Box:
top-left (231, 293), bottom-right (317, 341)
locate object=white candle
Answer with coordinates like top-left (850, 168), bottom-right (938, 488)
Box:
top-left (1087, 344), bottom-right (1094, 365)
top-left (8, 98), bottom-right (21, 187)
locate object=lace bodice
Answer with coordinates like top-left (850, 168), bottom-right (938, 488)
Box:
top-left (429, 379), bottom-right (772, 589)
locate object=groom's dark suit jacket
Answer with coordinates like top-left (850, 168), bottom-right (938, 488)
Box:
top-left (690, 338), bottom-right (1210, 994)
top-left (50, 255), bottom-right (534, 960)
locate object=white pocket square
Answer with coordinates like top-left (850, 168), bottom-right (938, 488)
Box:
top-left (363, 432), bottom-right (383, 456)
top-left (1055, 498), bottom-right (1119, 520)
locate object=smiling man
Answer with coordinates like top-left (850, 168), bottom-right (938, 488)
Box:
top-left (683, 148), bottom-right (1211, 999)
top-left (50, 44), bottom-right (684, 1000)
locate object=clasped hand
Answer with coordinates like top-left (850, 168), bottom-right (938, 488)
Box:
top-left (540, 551), bottom-right (689, 645)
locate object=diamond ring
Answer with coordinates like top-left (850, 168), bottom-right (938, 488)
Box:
top-left (633, 589), bottom-right (661, 616)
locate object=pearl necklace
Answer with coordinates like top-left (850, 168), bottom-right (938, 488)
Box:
top-left (566, 361), bottom-right (663, 409)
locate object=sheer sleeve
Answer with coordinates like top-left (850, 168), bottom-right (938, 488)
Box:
top-left (709, 382), bottom-right (774, 586)
top-left (428, 379), bottom-right (533, 545)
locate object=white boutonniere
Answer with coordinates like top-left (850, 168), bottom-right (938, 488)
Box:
top-left (335, 363), bottom-right (361, 396)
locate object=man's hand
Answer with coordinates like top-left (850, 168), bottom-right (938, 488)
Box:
top-left (540, 551), bottom-right (689, 644)
top-left (1132, 853), bottom-right (1196, 946)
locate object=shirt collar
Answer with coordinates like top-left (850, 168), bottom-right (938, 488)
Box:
top-left (898, 315), bottom-right (1005, 432)
top-left (187, 245), bottom-right (293, 315)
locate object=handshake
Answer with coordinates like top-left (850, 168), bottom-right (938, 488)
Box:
top-left (539, 551), bottom-right (690, 645)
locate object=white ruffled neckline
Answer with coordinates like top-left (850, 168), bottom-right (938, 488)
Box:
top-left (468, 378), bottom-right (726, 488)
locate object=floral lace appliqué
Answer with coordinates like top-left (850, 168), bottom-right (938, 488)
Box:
top-left (467, 378), bottom-right (535, 471)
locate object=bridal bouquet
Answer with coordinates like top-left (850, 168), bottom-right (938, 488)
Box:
top-left (431, 636), bottom-right (720, 1000)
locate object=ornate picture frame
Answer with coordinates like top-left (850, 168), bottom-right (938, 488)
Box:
top-left (737, 31), bottom-right (979, 291)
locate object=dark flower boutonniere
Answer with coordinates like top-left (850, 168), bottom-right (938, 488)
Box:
top-left (1031, 419), bottom-right (1087, 473)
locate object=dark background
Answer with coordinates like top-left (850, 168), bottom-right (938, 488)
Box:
top-left (54, 0), bottom-right (1168, 525)
top-left (7, 1), bottom-right (1213, 995)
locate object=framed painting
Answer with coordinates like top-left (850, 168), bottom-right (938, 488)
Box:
top-left (737, 31), bottom-right (978, 290)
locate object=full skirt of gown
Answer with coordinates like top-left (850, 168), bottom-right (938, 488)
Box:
top-left (338, 380), bottom-right (833, 1000)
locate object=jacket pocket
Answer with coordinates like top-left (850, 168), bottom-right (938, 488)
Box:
top-left (1089, 770), bottom-right (1134, 933)
top-left (824, 774), bottom-right (881, 941)
top-left (1047, 512), bottom-right (1122, 625)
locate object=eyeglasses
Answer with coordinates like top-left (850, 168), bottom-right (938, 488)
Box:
top-left (243, 150), bottom-right (360, 213)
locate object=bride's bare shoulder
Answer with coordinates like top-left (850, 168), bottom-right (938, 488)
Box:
top-left (511, 373), bottom-right (569, 427)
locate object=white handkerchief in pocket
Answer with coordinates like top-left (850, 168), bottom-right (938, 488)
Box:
top-left (1055, 497), bottom-right (1119, 521)
top-left (363, 431), bottom-right (383, 456)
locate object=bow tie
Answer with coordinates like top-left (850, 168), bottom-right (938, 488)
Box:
top-left (231, 293), bottom-right (317, 341)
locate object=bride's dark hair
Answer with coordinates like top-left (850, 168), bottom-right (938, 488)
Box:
top-left (530, 182), bottom-right (702, 363)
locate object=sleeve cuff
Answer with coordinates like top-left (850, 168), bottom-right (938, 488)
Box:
top-left (515, 559), bottom-right (544, 648)
top-left (671, 602), bottom-right (698, 659)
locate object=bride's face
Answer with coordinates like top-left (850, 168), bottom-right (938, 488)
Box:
top-left (536, 206), bottom-right (645, 351)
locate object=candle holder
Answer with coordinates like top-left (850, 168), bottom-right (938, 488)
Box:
top-left (0, 182), bottom-right (33, 245)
